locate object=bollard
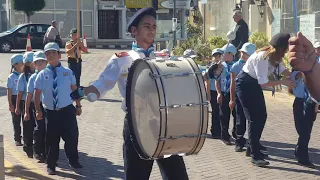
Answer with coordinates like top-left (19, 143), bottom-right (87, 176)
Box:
top-left (157, 42), bottom-right (161, 51)
top-left (165, 41), bottom-right (169, 49)
top-left (0, 135), bottom-right (4, 180)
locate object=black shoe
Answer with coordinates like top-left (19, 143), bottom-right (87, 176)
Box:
top-left (221, 138), bottom-right (232, 146)
top-left (34, 154), bottom-right (46, 163)
top-left (47, 167), bottom-right (56, 175)
top-left (298, 159), bottom-right (316, 168)
top-left (15, 141), bottom-right (23, 146)
top-left (246, 148), bottom-right (268, 158)
top-left (251, 158), bottom-right (270, 167)
top-left (69, 161), bottom-right (83, 169)
top-left (235, 144), bottom-right (245, 152)
top-left (246, 147), bottom-right (251, 157)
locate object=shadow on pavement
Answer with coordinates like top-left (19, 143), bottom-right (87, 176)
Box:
top-left (0, 86), bottom-right (7, 97)
top-left (261, 140), bottom-right (320, 172)
top-left (5, 165), bottom-right (55, 180)
top-left (56, 150), bottom-right (124, 179)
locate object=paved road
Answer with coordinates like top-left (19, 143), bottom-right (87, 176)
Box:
top-left (1, 49), bottom-right (319, 180)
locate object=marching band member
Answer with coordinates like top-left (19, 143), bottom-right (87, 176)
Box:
top-left (289, 71), bottom-right (317, 168)
top-left (207, 48), bottom-right (224, 139)
top-left (229, 42), bottom-right (256, 152)
top-left (34, 42), bottom-right (82, 175)
top-left (215, 43), bottom-right (237, 145)
top-left (236, 33), bottom-right (295, 167)
top-left (65, 28), bottom-right (88, 87)
top-left (25, 51), bottom-right (47, 162)
top-left (70, 7), bottom-right (221, 180)
top-left (7, 54), bottom-right (24, 146)
top-left (16, 52), bottom-right (35, 158)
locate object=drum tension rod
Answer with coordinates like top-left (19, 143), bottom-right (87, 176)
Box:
top-left (149, 72), bottom-right (202, 79)
top-left (160, 102), bottom-right (209, 109)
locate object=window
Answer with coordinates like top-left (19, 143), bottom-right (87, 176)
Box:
top-left (18, 26), bottom-right (29, 34)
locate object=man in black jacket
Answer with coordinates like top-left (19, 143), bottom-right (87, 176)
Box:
top-left (231, 10), bottom-right (249, 59)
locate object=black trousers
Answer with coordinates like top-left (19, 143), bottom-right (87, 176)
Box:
top-left (236, 71), bottom-right (267, 159)
top-left (219, 92), bottom-right (236, 139)
top-left (123, 116), bottom-right (189, 180)
top-left (45, 105), bottom-right (79, 168)
top-left (33, 102), bottom-right (46, 156)
top-left (68, 58), bottom-right (82, 87)
top-left (22, 101), bottom-right (36, 154)
top-left (210, 90), bottom-right (221, 136)
top-left (10, 95), bottom-right (23, 142)
top-left (235, 93), bottom-right (247, 146)
top-left (293, 97), bottom-right (317, 159)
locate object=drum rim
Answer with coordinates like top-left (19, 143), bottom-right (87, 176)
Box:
top-left (125, 58), bottom-right (164, 160)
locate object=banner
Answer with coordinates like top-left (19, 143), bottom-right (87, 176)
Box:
top-left (126, 0), bottom-right (191, 9)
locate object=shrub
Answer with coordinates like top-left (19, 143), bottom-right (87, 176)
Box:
top-left (249, 31), bottom-right (269, 50)
top-left (207, 36), bottom-right (228, 49)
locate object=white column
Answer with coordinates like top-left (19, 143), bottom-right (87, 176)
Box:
top-left (121, 9), bottom-right (126, 39)
top-left (93, 0), bottom-right (99, 39)
top-left (8, 0), bottom-right (15, 28)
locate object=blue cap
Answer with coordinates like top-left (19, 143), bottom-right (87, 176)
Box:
top-left (23, 52), bottom-right (34, 63)
top-left (127, 7), bottom-right (156, 33)
top-left (239, 42), bottom-right (256, 56)
top-left (222, 43), bottom-right (237, 56)
top-left (33, 51), bottom-right (46, 62)
top-left (10, 54), bottom-right (23, 66)
top-left (44, 42), bottom-right (60, 52)
top-left (212, 48), bottom-right (224, 56)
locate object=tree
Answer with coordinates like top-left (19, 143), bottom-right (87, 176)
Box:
top-left (13, 0), bottom-right (45, 23)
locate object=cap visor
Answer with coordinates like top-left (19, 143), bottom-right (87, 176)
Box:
top-left (44, 48), bottom-right (58, 52)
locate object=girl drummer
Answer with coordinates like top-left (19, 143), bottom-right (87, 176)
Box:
top-left (235, 33), bottom-right (295, 167)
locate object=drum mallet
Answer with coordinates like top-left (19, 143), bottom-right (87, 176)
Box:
top-left (0, 135), bottom-right (4, 180)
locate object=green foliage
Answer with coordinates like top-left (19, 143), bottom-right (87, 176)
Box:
top-left (186, 21), bottom-right (202, 38)
top-left (207, 36), bottom-right (228, 49)
top-left (249, 31), bottom-right (269, 50)
top-left (13, 0), bottom-right (45, 22)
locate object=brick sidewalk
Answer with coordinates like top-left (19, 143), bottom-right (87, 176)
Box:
top-left (0, 50), bottom-right (319, 180)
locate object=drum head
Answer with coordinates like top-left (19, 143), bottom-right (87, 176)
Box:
top-left (126, 59), bottom-right (161, 159)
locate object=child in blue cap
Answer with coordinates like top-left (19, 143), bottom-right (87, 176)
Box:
top-left (34, 42), bottom-right (82, 175)
top-left (24, 51), bottom-right (48, 162)
top-left (215, 43), bottom-right (237, 145)
top-left (288, 70), bottom-right (317, 168)
top-left (16, 52), bottom-right (35, 158)
top-left (7, 54), bottom-right (24, 146)
top-left (229, 42), bottom-right (256, 152)
top-left (207, 48), bottom-right (224, 139)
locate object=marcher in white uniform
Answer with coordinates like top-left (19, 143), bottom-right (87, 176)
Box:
top-left (236, 33), bottom-right (295, 167)
top-left (70, 7), bottom-right (221, 180)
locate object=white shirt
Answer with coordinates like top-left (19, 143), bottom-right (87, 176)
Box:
top-left (242, 51), bottom-right (286, 84)
top-left (92, 50), bottom-right (146, 111)
top-left (45, 26), bottom-right (59, 41)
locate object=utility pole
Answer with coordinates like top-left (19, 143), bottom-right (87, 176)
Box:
top-left (77, 0), bottom-right (81, 38)
top-left (173, 0), bottom-right (177, 47)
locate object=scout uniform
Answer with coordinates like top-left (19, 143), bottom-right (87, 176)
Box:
top-left (236, 33), bottom-right (290, 166)
top-left (216, 44), bottom-right (237, 145)
top-left (290, 71), bottom-right (317, 168)
top-left (7, 54), bottom-right (24, 146)
top-left (230, 42), bottom-right (256, 151)
top-left (71, 7), bottom-right (189, 180)
top-left (17, 52), bottom-right (35, 157)
top-left (209, 48), bottom-right (224, 138)
top-left (65, 28), bottom-right (84, 87)
top-left (27, 51), bottom-right (47, 161)
top-left (34, 43), bottom-right (81, 174)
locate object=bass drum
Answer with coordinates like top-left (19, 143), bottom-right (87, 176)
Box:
top-left (126, 57), bottom-right (209, 160)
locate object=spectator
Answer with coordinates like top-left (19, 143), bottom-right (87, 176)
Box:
top-left (231, 10), bottom-right (249, 58)
top-left (43, 21), bottom-right (60, 46)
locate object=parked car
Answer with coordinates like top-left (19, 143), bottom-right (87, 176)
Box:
top-left (0, 23), bottom-right (63, 52)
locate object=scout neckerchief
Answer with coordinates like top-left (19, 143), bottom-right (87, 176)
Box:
top-left (132, 42), bottom-right (154, 57)
top-left (71, 40), bottom-right (79, 63)
top-left (12, 71), bottom-right (20, 76)
top-left (239, 59), bottom-right (245, 64)
top-left (47, 63), bottom-right (61, 110)
top-left (224, 62), bottom-right (233, 95)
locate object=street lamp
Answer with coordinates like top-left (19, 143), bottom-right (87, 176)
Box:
top-left (256, 0), bottom-right (266, 18)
